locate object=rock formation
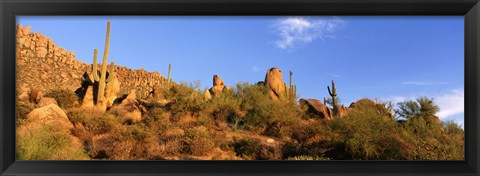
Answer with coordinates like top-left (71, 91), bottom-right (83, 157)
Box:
top-left (111, 90), bottom-right (143, 123)
top-left (264, 67), bottom-right (287, 100)
top-left (36, 97), bottom-right (58, 108)
top-left (300, 99), bottom-right (334, 120)
top-left (16, 24), bottom-right (165, 102)
top-left (26, 104), bottom-right (73, 130)
top-left (208, 74), bottom-right (230, 97)
top-left (349, 98), bottom-right (393, 118)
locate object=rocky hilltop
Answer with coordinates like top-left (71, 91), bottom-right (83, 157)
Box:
top-left (16, 24), bottom-right (165, 98)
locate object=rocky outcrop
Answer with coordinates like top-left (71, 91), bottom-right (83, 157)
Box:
top-left (111, 90), bottom-right (143, 123)
top-left (208, 74), bottom-right (231, 97)
top-left (16, 24), bottom-right (165, 101)
top-left (300, 99), bottom-right (334, 120)
top-left (264, 67), bottom-right (287, 100)
top-left (349, 98), bottom-right (392, 118)
top-left (26, 104), bottom-right (73, 130)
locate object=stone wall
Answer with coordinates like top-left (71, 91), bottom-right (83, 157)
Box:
top-left (16, 24), bottom-right (165, 98)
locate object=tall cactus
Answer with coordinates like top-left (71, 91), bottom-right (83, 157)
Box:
top-left (327, 80), bottom-right (337, 107)
top-left (96, 20), bottom-right (111, 106)
top-left (287, 70), bottom-right (297, 102)
top-left (167, 63), bottom-right (172, 86)
top-left (289, 70), bottom-right (293, 88)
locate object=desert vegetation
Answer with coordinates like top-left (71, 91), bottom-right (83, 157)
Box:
top-left (15, 21), bottom-right (464, 160)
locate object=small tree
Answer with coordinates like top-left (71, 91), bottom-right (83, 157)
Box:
top-left (394, 96), bottom-right (439, 120)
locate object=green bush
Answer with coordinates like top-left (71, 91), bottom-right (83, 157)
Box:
top-left (230, 138), bottom-right (282, 160)
top-left (286, 155), bottom-right (331, 160)
top-left (165, 82), bottom-right (206, 120)
top-left (105, 124), bottom-right (161, 160)
top-left (324, 101), bottom-right (404, 160)
top-left (68, 110), bottom-right (119, 135)
top-left (44, 88), bottom-right (79, 109)
top-left (183, 126), bottom-right (225, 156)
top-left (16, 124), bottom-right (89, 160)
top-left (236, 83), bottom-right (305, 138)
top-left (16, 101), bottom-right (35, 126)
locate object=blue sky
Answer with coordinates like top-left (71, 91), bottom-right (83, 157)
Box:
top-left (17, 16), bottom-right (464, 127)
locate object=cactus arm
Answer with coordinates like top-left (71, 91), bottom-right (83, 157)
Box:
top-left (107, 61), bottom-right (115, 83)
top-left (97, 20), bottom-right (111, 104)
top-left (92, 48), bottom-right (99, 81)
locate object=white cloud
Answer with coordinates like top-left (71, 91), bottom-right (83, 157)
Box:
top-left (402, 81), bottom-right (449, 86)
top-left (435, 88), bottom-right (464, 119)
top-left (273, 16), bottom-right (345, 49)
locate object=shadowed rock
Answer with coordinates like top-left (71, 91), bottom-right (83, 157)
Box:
top-left (300, 98), bottom-right (334, 120)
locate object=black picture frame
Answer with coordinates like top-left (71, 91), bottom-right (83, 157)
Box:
top-left (1, 0), bottom-right (479, 176)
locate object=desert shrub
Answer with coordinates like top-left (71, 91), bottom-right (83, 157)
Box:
top-left (286, 155), bottom-right (331, 160)
top-left (16, 124), bottom-right (89, 160)
top-left (323, 101), bottom-right (404, 160)
top-left (399, 118), bottom-right (464, 160)
top-left (230, 138), bottom-right (282, 160)
top-left (236, 83), bottom-right (305, 138)
top-left (68, 110), bottom-right (119, 135)
top-left (105, 124), bottom-right (161, 160)
top-left (183, 126), bottom-right (225, 156)
top-left (16, 101), bottom-right (35, 126)
top-left (165, 82), bottom-right (206, 120)
top-left (394, 98), bottom-right (463, 160)
top-left (43, 88), bottom-right (79, 109)
top-left (202, 88), bottom-right (243, 130)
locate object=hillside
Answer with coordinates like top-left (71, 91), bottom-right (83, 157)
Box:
top-left (15, 23), bottom-right (464, 161)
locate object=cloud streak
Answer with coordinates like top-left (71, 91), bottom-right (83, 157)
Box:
top-left (435, 88), bottom-right (464, 119)
top-left (402, 81), bottom-right (449, 86)
top-left (273, 16), bottom-right (345, 50)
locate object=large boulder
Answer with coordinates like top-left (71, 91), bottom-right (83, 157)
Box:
top-left (264, 67), bottom-right (287, 100)
top-left (80, 85), bottom-right (95, 108)
top-left (36, 97), bottom-right (58, 108)
top-left (300, 99), bottom-right (334, 120)
top-left (26, 104), bottom-right (73, 130)
top-left (104, 74), bottom-right (121, 108)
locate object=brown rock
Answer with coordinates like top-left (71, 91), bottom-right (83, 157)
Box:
top-left (36, 47), bottom-right (48, 58)
top-left (26, 104), bottom-right (73, 130)
top-left (264, 67), bottom-right (287, 100)
top-left (300, 99), bottom-right (334, 120)
top-left (209, 74), bottom-right (226, 97)
top-left (349, 98), bottom-right (392, 118)
top-left (104, 74), bottom-right (121, 108)
top-left (115, 90), bottom-right (142, 123)
top-left (80, 86), bottom-right (95, 108)
top-left (22, 26), bottom-right (32, 35)
top-left (204, 89), bottom-right (212, 100)
top-left (37, 97), bottom-right (58, 108)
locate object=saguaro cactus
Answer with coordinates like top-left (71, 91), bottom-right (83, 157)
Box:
top-left (327, 80), bottom-right (337, 107)
top-left (167, 63), bottom-right (172, 85)
top-left (84, 21), bottom-right (116, 111)
top-left (96, 21), bottom-right (111, 107)
top-left (287, 70), bottom-right (297, 101)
